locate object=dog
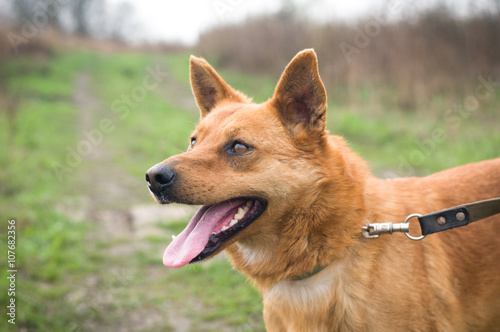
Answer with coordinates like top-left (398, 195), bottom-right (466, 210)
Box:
top-left (146, 49), bottom-right (500, 331)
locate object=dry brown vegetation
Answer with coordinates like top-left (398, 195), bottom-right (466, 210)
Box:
top-left (197, 5), bottom-right (500, 109)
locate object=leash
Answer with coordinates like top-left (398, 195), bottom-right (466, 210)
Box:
top-left (362, 197), bottom-right (500, 241)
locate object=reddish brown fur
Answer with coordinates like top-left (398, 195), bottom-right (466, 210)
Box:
top-left (154, 49), bottom-right (500, 331)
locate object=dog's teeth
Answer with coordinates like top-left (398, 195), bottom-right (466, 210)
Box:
top-left (246, 201), bottom-right (252, 207)
top-left (235, 209), bottom-right (244, 220)
top-left (235, 206), bottom-right (249, 220)
top-left (221, 226), bottom-right (229, 231)
top-left (230, 219), bottom-right (238, 227)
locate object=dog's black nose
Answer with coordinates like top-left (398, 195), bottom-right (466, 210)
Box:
top-left (146, 164), bottom-right (176, 194)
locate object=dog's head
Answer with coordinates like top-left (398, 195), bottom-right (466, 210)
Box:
top-left (147, 49), bottom-right (334, 268)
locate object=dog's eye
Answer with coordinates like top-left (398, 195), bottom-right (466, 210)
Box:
top-left (234, 143), bottom-right (247, 153)
top-left (230, 142), bottom-right (250, 154)
top-left (190, 137), bottom-right (197, 148)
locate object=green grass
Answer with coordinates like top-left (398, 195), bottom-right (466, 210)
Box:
top-left (217, 68), bottom-right (277, 103)
top-left (164, 51), bottom-right (192, 89)
top-left (88, 53), bottom-right (198, 179)
top-left (0, 51), bottom-right (103, 331)
top-left (0, 48), bottom-right (499, 332)
top-left (165, 260), bottom-right (265, 330)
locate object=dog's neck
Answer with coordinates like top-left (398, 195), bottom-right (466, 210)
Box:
top-left (228, 204), bottom-right (364, 289)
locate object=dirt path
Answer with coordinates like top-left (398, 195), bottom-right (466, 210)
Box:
top-left (68, 69), bottom-right (198, 332)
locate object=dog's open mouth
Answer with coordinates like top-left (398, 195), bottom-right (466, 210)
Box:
top-left (163, 197), bottom-right (267, 267)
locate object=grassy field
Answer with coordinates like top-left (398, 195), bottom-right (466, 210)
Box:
top-left (0, 49), bottom-right (499, 331)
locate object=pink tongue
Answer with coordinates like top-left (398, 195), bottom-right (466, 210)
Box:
top-left (163, 199), bottom-right (246, 268)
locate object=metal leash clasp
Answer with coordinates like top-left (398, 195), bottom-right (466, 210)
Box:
top-left (362, 222), bottom-right (410, 238)
top-left (362, 213), bottom-right (425, 240)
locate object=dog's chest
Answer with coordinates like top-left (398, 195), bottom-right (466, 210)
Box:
top-left (262, 267), bottom-right (367, 331)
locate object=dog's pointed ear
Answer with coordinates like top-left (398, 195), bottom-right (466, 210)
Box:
top-left (272, 49), bottom-right (327, 139)
top-left (190, 56), bottom-right (249, 118)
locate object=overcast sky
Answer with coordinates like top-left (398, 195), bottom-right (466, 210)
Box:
top-left (108, 0), bottom-right (496, 45)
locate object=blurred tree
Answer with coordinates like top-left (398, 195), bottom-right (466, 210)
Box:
top-left (8, 0), bottom-right (59, 28)
top-left (278, 0), bottom-right (297, 21)
top-left (0, 0), bottom-right (138, 42)
top-left (10, 0), bottom-right (37, 23)
top-left (109, 2), bottom-right (138, 42)
top-left (493, 0), bottom-right (500, 15)
top-left (72, 0), bottom-right (91, 36)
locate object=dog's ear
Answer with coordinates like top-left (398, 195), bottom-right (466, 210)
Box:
top-left (272, 49), bottom-right (327, 139)
top-left (190, 56), bottom-right (249, 118)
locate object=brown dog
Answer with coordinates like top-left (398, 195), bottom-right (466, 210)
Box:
top-left (146, 49), bottom-right (500, 331)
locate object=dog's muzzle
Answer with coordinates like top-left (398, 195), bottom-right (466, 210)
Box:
top-left (146, 163), bottom-right (177, 198)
